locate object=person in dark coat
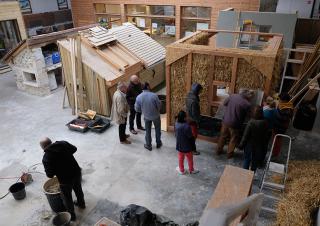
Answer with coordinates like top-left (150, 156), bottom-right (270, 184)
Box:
top-left (126, 75), bottom-right (145, 134)
top-left (216, 89), bottom-right (253, 159)
top-left (185, 83), bottom-right (203, 155)
top-left (238, 106), bottom-right (269, 172)
top-left (175, 110), bottom-right (199, 175)
top-left (40, 138), bottom-right (85, 221)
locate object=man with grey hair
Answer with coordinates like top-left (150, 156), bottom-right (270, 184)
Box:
top-left (40, 137), bottom-right (85, 222)
top-left (216, 89), bottom-right (253, 158)
top-left (111, 82), bottom-right (130, 144)
top-left (126, 75), bottom-right (144, 134)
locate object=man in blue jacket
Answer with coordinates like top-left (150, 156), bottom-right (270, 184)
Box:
top-left (135, 82), bottom-right (162, 151)
top-left (40, 137), bottom-right (85, 221)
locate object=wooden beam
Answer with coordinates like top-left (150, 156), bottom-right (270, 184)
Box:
top-left (230, 58), bottom-right (238, 93)
top-left (166, 65), bottom-right (171, 129)
top-left (96, 49), bottom-right (125, 72)
top-left (186, 53), bottom-right (192, 91)
top-left (76, 35), bottom-right (84, 112)
top-left (199, 29), bottom-right (283, 37)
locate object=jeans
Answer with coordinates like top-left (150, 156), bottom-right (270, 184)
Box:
top-left (129, 108), bottom-right (142, 130)
top-left (217, 123), bottom-right (240, 154)
top-left (144, 117), bottom-right (161, 147)
top-left (243, 145), bottom-right (258, 172)
top-left (178, 151), bottom-right (194, 172)
top-left (119, 118), bottom-right (127, 142)
top-left (60, 174), bottom-right (85, 220)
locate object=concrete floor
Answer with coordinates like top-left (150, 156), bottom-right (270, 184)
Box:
top-left (0, 71), bottom-right (319, 226)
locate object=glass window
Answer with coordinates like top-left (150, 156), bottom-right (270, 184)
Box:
top-left (150, 6), bottom-right (175, 16)
top-left (105, 4), bottom-right (121, 14)
top-left (57, 0), bottom-right (68, 10)
top-left (0, 20), bottom-right (21, 65)
top-left (150, 18), bottom-right (175, 46)
top-left (95, 3), bottom-right (106, 13)
top-left (19, 0), bottom-right (32, 14)
top-left (181, 7), bottom-right (211, 19)
top-left (181, 20), bottom-right (210, 37)
top-left (127, 5), bottom-right (147, 15)
top-left (97, 16), bottom-right (121, 28)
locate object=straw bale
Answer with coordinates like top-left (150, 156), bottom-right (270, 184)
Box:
top-left (170, 56), bottom-right (188, 124)
top-left (214, 56), bottom-right (232, 82)
top-left (184, 32), bottom-right (211, 45)
top-left (192, 53), bottom-right (212, 115)
top-left (270, 49), bottom-right (283, 94)
top-left (235, 58), bottom-right (266, 92)
top-left (275, 161), bottom-right (320, 226)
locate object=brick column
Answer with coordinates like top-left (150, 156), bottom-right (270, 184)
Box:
top-left (120, 4), bottom-right (127, 23)
top-left (175, 5), bottom-right (181, 40)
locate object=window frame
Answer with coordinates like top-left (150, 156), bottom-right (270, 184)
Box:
top-left (57, 0), bottom-right (69, 10)
top-left (18, 0), bottom-right (32, 14)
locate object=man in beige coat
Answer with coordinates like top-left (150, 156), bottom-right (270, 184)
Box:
top-left (111, 82), bottom-right (131, 144)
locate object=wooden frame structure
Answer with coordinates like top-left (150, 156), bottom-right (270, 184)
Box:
top-left (166, 30), bottom-right (283, 141)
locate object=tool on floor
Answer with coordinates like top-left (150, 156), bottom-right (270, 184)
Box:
top-left (259, 134), bottom-right (292, 214)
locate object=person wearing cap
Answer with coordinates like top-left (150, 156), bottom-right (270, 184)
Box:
top-left (185, 83), bottom-right (203, 155)
top-left (216, 89), bottom-right (253, 159)
top-left (111, 82), bottom-right (131, 144)
top-left (126, 75), bottom-right (144, 135)
top-left (135, 82), bottom-right (162, 151)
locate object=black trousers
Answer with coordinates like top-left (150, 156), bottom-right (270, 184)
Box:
top-left (119, 118), bottom-right (127, 142)
top-left (60, 174), bottom-right (85, 220)
top-left (129, 108), bottom-right (142, 130)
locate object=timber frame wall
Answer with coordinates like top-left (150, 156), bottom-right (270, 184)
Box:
top-left (70, 0), bottom-right (260, 40)
top-left (166, 30), bottom-right (283, 141)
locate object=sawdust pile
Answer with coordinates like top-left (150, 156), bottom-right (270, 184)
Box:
top-left (271, 49), bottom-right (283, 94)
top-left (275, 161), bottom-right (320, 226)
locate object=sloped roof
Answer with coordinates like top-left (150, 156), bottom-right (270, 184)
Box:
top-left (111, 23), bottom-right (166, 67)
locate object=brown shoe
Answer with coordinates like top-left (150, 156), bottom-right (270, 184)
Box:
top-left (130, 130), bottom-right (138, 135)
top-left (121, 140), bottom-right (131, 144)
top-left (216, 151), bottom-right (223, 155)
top-left (227, 152), bottom-right (234, 159)
top-left (125, 134), bottom-right (130, 139)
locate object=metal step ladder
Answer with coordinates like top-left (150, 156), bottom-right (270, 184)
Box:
top-left (259, 134), bottom-right (292, 214)
top-left (279, 48), bottom-right (311, 93)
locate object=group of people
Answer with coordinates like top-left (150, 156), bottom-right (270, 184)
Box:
top-left (111, 75), bottom-right (162, 151)
top-left (38, 79), bottom-right (293, 221)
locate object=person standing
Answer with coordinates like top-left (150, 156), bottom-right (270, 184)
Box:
top-left (216, 89), bottom-right (253, 159)
top-left (238, 106), bottom-right (269, 171)
top-left (135, 82), bottom-right (162, 151)
top-left (185, 83), bottom-right (203, 155)
top-left (111, 82), bottom-right (131, 144)
top-left (175, 110), bottom-right (199, 175)
top-left (126, 75), bottom-right (144, 135)
top-left (40, 138), bottom-right (85, 222)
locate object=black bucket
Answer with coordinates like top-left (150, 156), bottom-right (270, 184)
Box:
top-left (158, 95), bottom-right (166, 114)
top-left (43, 177), bottom-right (66, 213)
top-left (52, 212), bottom-right (71, 226)
top-left (9, 182), bottom-right (26, 200)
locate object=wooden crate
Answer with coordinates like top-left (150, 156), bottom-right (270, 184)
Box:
top-left (94, 217), bottom-right (120, 226)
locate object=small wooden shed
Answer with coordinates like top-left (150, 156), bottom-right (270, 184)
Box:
top-left (58, 24), bottom-right (166, 116)
top-left (166, 30), bottom-right (283, 132)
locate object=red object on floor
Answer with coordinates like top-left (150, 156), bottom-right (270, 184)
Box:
top-left (189, 122), bottom-right (198, 138)
top-left (178, 151), bottom-right (194, 172)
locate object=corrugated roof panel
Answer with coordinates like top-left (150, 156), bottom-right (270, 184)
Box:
top-left (111, 23), bottom-right (165, 67)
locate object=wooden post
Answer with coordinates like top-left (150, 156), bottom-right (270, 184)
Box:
top-left (230, 57), bottom-right (238, 93)
top-left (120, 4), bottom-right (126, 23)
top-left (166, 64), bottom-right (171, 129)
top-left (76, 35), bottom-right (84, 112)
top-left (186, 53), bottom-right (192, 91)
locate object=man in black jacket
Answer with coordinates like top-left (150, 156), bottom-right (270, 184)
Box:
top-left (185, 83), bottom-right (203, 155)
top-left (126, 75), bottom-right (145, 134)
top-left (40, 138), bottom-right (85, 221)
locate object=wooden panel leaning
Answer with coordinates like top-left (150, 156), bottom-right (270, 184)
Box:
top-left (204, 165), bottom-right (254, 226)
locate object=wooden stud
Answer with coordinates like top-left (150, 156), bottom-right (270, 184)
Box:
top-left (76, 35), bottom-right (84, 112)
top-left (166, 64), bottom-right (171, 129)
